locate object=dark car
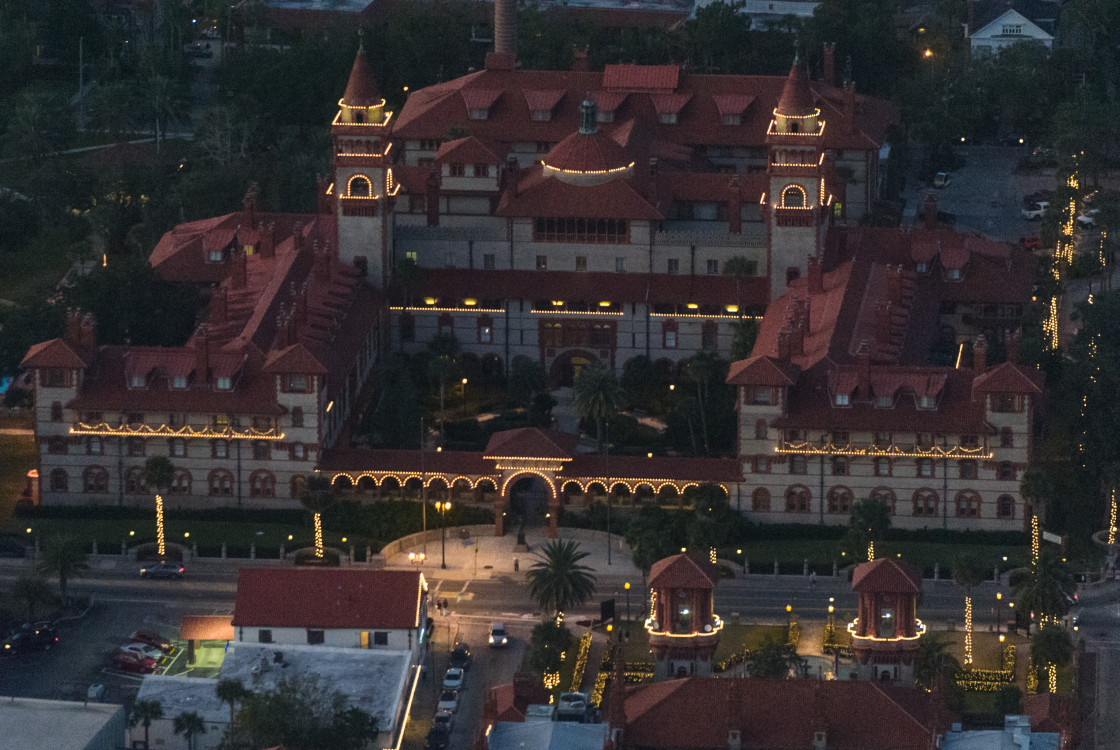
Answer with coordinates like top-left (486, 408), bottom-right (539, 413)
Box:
top-left (448, 642), bottom-right (472, 670)
top-left (426, 725), bottom-right (451, 750)
top-left (140, 562), bottom-right (185, 579)
top-left (1, 625), bottom-right (58, 655)
top-left (131, 630), bottom-right (173, 654)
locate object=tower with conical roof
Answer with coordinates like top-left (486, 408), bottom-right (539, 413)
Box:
top-left (331, 40), bottom-right (396, 288)
top-left (645, 553), bottom-right (722, 681)
top-left (765, 57), bottom-right (830, 299)
top-left (848, 557), bottom-right (924, 684)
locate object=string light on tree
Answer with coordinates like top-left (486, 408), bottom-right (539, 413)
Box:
top-left (1031, 515), bottom-right (1040, 564)
top-left (867, 540), bottom-right (875, 561)
top-left (1048, 664), bottom-right (1057, 693)
top-left (964, 596), bottom-right (973, 665)
top-left (1109, 490), bottom-right (1117, 547)
top-left (155, 494), bottom-right (166, 558)
top-left (314, 512), bottom-right (324, 558)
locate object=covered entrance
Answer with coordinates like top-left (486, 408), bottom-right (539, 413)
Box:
top-left (549, 349), bottom-right (598, 388)
top-left (507, 476), bottom-right (550, 530)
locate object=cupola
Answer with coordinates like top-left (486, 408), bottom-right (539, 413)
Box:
top-left (541, 98), bottom-right (633, 186)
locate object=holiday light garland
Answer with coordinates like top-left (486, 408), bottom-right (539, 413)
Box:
top-left (70, 422), bottom-right (284, 441)
top-left (570, 633), bottom-right (593, 692)
top-left (775, 440), bottom-right (991, 459)
top-left (1109, 490), bottom-right (1116, 546)
top-left (964, 596), bottom-right (973, 665)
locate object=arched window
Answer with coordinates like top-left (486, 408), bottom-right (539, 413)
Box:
top-left (785, 484), bottom-right (810, 513)
top-left (49, 469), bottom-right (68, 491)
top-left (754, 419), bottom-right (768, 440)
top-left (751, 487), bottom-right (771, 512)
top-left (870, 487), bottom-right (896, 515)
top-left (83, 466), bottom-right (109, 493)
top-left (125, 467), bottom-right (146, 494)
top-left (209, 469), bottom-right (235, 496)
top-left (997, 495), bottom-right (1015, 519)
top-left (290, 475), bottom-right (307, 498)
top-left (955, 491), bottom-right (981, 518)
top-left (250, 471), bottom-right (276, 498)
top-left (171, 469), bottom-right (192, 495)
top-left (781, 185), bottom-right (806, 208)
top-left (827, 486), bottom-right (853, 514)
top-left (347, 174), bottom-right (372, 197)
top-left (912, 489), bottom-right (939, 517)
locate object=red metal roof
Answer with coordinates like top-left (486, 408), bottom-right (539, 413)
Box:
top-left (851, 558), bottom-right (922, 594)
top-left (232, 569), bottom-right (426, 630)
top-left (602, 64), bottom-right (680, 92)
top-left (648, 554), bottom-right (717, 589)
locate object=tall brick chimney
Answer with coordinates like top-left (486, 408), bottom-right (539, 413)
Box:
top-left (486, 0), bottom-right (517, 70)
top-left (80, 313), bottom-right (97, 352)
top-left (843, 81), bottom-right (856, 134)
top-left (923, 193), bottom-right (938, 230)
top-left (210, 288), bottom-right (228, 325)
top-left (974, 334), bottom-right (987, 374)
top-left (822, 43), bottom-right (836, 85)
top-left (777, 329), bottom-right (791, 361)
top-left (195, 326), bottom-right (210, 383)
top-left (808, 254), bottom-right (824, 294)
top-left (857, 339), bottom-right (871, 399)
top-left (242, 182), bottom-right (259, 229)
top-left (260, 222), bottom-right (276, 259)
top-left (1005, 329), bottom-right (1019, 364)
top-left (572, 46), bottom-right (589, 72)
top-left (65, 311), bottom-right (82, 349)
top-left (231, 248), bottom-right (247, 290)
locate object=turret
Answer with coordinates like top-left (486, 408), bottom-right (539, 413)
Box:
top-left (645, 554), bottom-right (722, 681)
top-left (848, 558), bottom-right (924, 683)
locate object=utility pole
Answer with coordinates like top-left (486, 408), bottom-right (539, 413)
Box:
top-left (421, 417), bottom-right (428, 557)
top-left (606, 418), bottom-right (611, 565)
top-left (78, 36), bottom-right (84, 129)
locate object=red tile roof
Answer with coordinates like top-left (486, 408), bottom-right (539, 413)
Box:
top-left (542, 131), bottom-right (631, 174)
top-left (648, 554), bottom-right (717, 589)
top-left (341, 47), bottom-right (380, 107)
top-left (972, 362), bottom-right (1043, 394)
top-left (263, 344), bottom-right (328, 375)
top-left (483, 428), bottom-right (579, 460)
top-left (21, 338), bottom-right (87, 369)
top-left (561, 455), bottom-right (741, 484)
top-left (497, 168), bottom-right (662, 220)
top-left (318, 447), bottom-right (492, 476)
top-left (622, 678), bottom-right (950, 750)
top-left (435, 136), bottom-right (504, 165)
top-left (851, 558), bottom-right (922, 594)
top-left (232, 569), bottom-right (426, 630)
top-left (603, 64), bottom-right (680, 92)
top-left (776, 61), bottom-right (816, 117)
top-left (726, 356), bottom-right (799, 386)
top-left (523, 89), bottom-right (566, 113)
top-left (713, 94), bottom-right (756, 117)
top-left (461, 87), bottom-right (504, 113)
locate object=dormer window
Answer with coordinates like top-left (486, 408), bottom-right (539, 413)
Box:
top-left (946, 268), bottom-right (961, 280)
top-left (834, 393), bottom-right (851, 407)
top-left (469, 108), bottom-right (488, 120)
top-left (876, 395), bottom-right (893, 408)
top-left (916, 262), bottom-right (929, 273)
top-left (129, 375), bottom-right (146, 389)
top-left (531, 109), bottom-right (551, 122)
top-left (216, 376), bottom-right (232, 391)
top-left (658, 112), bottom-right (678, 125)
top-left (597, 110), bottom-right (614, 123)
top-left (918, 395), bottom-right (935, 409)
top-left (171, 375), bottom-right (188, 389)
top-left (722, 114), bottom-right (742, 126)
top-left (208, 249), bottom-right (224, 262)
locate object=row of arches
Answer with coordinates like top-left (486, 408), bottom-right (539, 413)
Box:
top-left (761, 484), bottom-right (1016, 520)
top-left (50, 466), bottom-right (279, 499)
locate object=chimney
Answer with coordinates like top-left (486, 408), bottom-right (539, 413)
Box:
top-left (80, 314), bottom-right (97, 351)
top-left (294, 284), bottom-right (308, 328)
top-left (887, 264), bottom-right (903, 305)
top-left (923, 193), bottom-right (938, 230)
top-left (974, 335), bottom-right (987, 374)
top-left (231, 248), bottom-right (247, 290)
top-left (843, 81), bottom-right (855, 133)
top-left (777, 329), bottom-right (791, 361)
top-left (808, 254), bottom-right (823, 294)
top-left (1005, 329), bottom-right (1019, 364)
top-left (486, 0), bottom-right (517, 70)
top-left (790, 318), bottom-right (805, 356)
top-left (822, 42), bottom-right (836, 85)
top-left (195, 326), bottom-right (210, 383)
top-left (728, 176), bottom-right (742, 235)
top-left (292, 221), bottom-right (304, 255)
top-left (65, 311), bottom-right (82, 349)
top-left (857, 339), bottom-right (871, 400)
top-left (210, 288), bottom-right (228, 325)
top-left (242, 182), bottom-right (259, 229)
top-left (572, 46), bottom-right (589, 72)
top-left (260, 222), bottom-right (276, 259)
top-left (426, 167), bottom-right (441, 227)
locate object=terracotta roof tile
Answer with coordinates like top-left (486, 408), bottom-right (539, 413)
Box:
top-left (648, 554), bottom-right (717, 589)
top-left (496, 169), bottom-right (662, 220)
top-left (712, 94), bottom-right (756, 117)
top-left (435, 136), bottom-right (505, 165)
top-left (726, 356), bottom-right (799, 386)
top-left (341, 47), bottom-right (380, 107)
top-left (776, 61), bottom-right (816, 117)
top-left (483, 428), bottom-right (577, 460)
top-left (603, 64), bottom-right (680, 92)
top-left (461, 87), bottom-right (504, 112)
top-left (21, 338), bottom-right (87, 369)
top-left (542, 131), bottom-right (631, 173)
top-left (263, 343), bottom-right (328, 375)
top-left (232, 569), bottom-right (426, 630)
top-left (971, 362), bottom-right (1043, 394)
top-left (523, 89), bottom-right (566, 113)
top-left (851, 558), bottom-right (923, 594)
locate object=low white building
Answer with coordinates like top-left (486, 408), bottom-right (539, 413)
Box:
top-left (135, 642), bottom-right (416, 750)
top-left (968, 2), bottom-right (1058, 55)
top-left (940, 715), bottom-right (1061, 750)
top-left (0, 697), bottom-right (126, 750)
top-left (231, 568), bottom-right (429, 664)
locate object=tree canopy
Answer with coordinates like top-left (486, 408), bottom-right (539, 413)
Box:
top-left (525, 540), bottom-right (598, 616)
top-left (230, 674), bottom-right (378, 750)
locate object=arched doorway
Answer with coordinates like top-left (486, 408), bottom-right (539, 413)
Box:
top-left (507, 475), bottom-right (550, 530)
top-left (549, 350), bottom-right (599, 388)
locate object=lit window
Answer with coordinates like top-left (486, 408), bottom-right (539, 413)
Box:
top-left (171, 375), bottom-right (187, 389)
top-left (575, 256), bottom-right (587, 272)
top-left (658, 112), bottom-right (678, 125)
top-left (216, 377), bottom-right (232, 391)
top-left (130, 375), bottom-right (146, 389)
top-left (834, 393), bottom-right (850, 406)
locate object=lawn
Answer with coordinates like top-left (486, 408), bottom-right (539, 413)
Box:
top-left (0, 433), bottom-right (37, 523)
top-left (734, 539), bottom-right (1028, 576)
top-left (616, 621), bottom-right (786, 666)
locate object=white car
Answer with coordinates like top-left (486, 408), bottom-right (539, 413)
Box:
top-left (442, 667), bottom-right (465, 691)
top-left (437, 690), bottom-right (459, 713)
top-left (118, 642), bottom-right (163, 661)
top-left (1021, 201), bottom-right (1048, 219)
top-left (488, 622), bottom-right (508, 648)
top-left (1078, 209), bottom-right (1100, 229)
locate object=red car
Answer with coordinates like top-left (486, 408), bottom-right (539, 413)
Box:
top-left (130, 630), bottom-right (173, 654)
top-left (112, 650), bottom-right (159, 674)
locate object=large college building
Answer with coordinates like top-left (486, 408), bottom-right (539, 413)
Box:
top-left (21, 1), bottom-right (1037, 530)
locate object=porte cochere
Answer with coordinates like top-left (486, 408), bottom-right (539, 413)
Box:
top-left (319, 428), bottom-right (740, 537)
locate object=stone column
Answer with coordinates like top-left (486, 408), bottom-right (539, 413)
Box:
top-left (547, 497), bottom-right (560, 539)
top-left (495, 495), bottom-right (507, 536)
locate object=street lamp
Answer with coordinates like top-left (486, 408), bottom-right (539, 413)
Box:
top-left (409, 551), bottom-right (426, 566)
top-left (438, 501), bottom-right (452, 569)
top-left (996, 592), bottom-right (1003, 634)
top-left (624, 582), bottom-right (631, 623)
top-left (999, 634), bottom-right (1006, 670)
top-left (786, 604), bottom-right (793, 628)
top-left (737, 548), bottom-right (746, 575)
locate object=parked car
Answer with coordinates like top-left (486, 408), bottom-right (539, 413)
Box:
top-left (448, 643), bottom-right (472, 670)
top-left (1, 625), bottom-right (58, 655)
top-left (183, 41), bottom-right (213, 58)
top-left (1078, 209), bottom-right (1100, 229)
top-left (1019, 235), bottom-right (1041, 252)
top-left (426, 725), bottom-right (451, 750)
top-left (557, 692), bottom-right (588, 721)
top-left (118, 642), bottom-right (164, 661)
top-left (112, 650), bottom-right (159, 674)
top-left (140, 562), bottom-right (185, 579)
top-left (442, 667), bottom-right (465, 691)
top-left (131, 630), bottom-right (173, 654)
top-left (1021, 201), bottom-right (1049, 219)
top-left (436, 690), bottom-right (459, 713)
top-left (933, 172), bottom-right (951, 188)
top-left (488, 622), bottom-right (508, 648)
top-left (433, 709), bottom-right (454, 733)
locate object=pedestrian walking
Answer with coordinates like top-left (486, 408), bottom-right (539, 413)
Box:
top-left (810, 571), bottom-right (817, 586)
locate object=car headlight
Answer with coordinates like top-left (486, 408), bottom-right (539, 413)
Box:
top-left (488, 635), bottom-right (494, 643)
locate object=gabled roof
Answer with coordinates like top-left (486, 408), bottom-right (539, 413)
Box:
top-left (341, 47), bottom-right (380, 108)
top-left (523, 89), bottom-right (565, 113)
top-left (21, 338), bottom-right (87, 369)
top-left (435, 136), bottom-right (504, 165)
top-left (232, 569), bottom-right (427, 630)
top-left (461, 87), bottom-right (504, 112)
top-left (262, 343), bottom-right (328, 375)
top-left (483, 427), bottom-right (578, 460)
top-left (972, 362), bottom-right (1043, 394)
top-left (851, 558), bottom-right (922, 594)
top-left (713, 94), bottom-right (755, 117)
top-left (726, 355), bottom-right (799, 386)
top-left (648, 554), bottom-right (717, 590)
top-left (971, 4), bottom-right (1056, 40)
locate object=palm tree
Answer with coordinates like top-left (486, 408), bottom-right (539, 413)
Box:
top-left (526, 540), bottom-right (598, 617)
top-left (173, 711), bottom-right (207, 750)
top-left (1010, 550), bottom-right (1076, 634)
top-left (426, 334), bottom-right (461, 438)
top-left (142, 456), bottom-right (175, 496)
top-left (722, 256), bottom-right (755, 318)
top-left (952, 554), bottom-right (984, 666)
top-left (129, 699), bottom-right (164, 749)
top-left (299, 475), bottom-right (336, 558)
top-left (215, 678), bottom-right (249, 727)
top-left (913, 632), bottom-right (960, 692)
top-left (683, 355), bottom-right (719, 455)
top-left (11, 574), bottom-right (53, 620)
top-left (38, 535), bottom-right (90, 603)
top-left (572, 361), bottom-right (624, 454)
top-left (1031, 623), bottom-right (1074, 693)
